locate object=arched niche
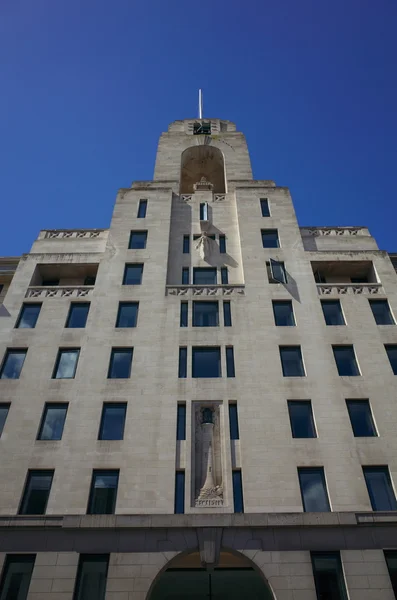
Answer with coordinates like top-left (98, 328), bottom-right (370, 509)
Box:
top-left (180, 145), bottom-right (226, 194)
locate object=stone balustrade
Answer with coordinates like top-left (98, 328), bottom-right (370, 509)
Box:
top-left (42, 229), bottom-right (106, 239)
top-left (317, 283), bottom-right (384, 296)
top-left (26, 286), bottom-right (94, 299)
top-left (180, 194), bottom-right (226, 203)
top-left (301, 227), bottom-right (369, 237)
top-left (166, 285), bottom-right (245, 297)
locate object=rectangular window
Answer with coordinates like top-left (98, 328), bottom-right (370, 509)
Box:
top-left (99, 403), bottom-right (127, 440)
top-left (174, 471), bottom-right (185, 514)
top-left (199, 202), bottom-right (208, 221)
top-left (37, 403), bottom-right (68, 441)
top-left (288, 401), bottom-right (316, 438)
top-left (311, 552), bottom-right (348, 600)
top-left (192, 301), bottom-right (219, 326)
top-left (384, 551), bottom-right (397, 598)
top-left (0, 404), bottom-right (10, 437)
top-left (268, 259), bottom-right (287, 283)
top-left (182, 267), bottom-right (189, 285)
top-left (0, 349), bottom-right (27, 380)
top-left (223, 301), bottom-right (232, 326)
top-left (108, 348), bottom-right (133, 379)
top-left (369, 299), bottom-right (394, 325)
top-left (180, 302), bottom-right (188, 327)
top-left (363, 466), bottom-right (397, 511)
top-left (226, 347), bottom-right (235, 378)
top-left (321, 300), bottom-right (345, 326)
top-left (192, 347), bottom-right (221, 378)
top-left (219, 235), bottom-right (226, 254)
top-left (137, 199), bottom-right (147, 218)
top-left (332, 345), bottom-right (360, 376)
top-left (183, 235), bottom-right (190, 254)
top-left (279, 346), bottom-right (305, 377)
top-left (129, 230), bottom-right (147, 249)
top-left (229, 403), bottom-right (239, 440)
top-left (0, 555), bottom-right (35, 600)
top-left (273, 300), bottom-right (295, 326)
top-left (232, 470), bottom-right (244, 513)
top-left (261, 229), bottom-right (279, 248)
top-left (65, 303), bottom-right (90, 328)
top-left (298, 467), bottom-right (330, 512)
top-left (87, 470), bottom-right (119, 514)
top-left (346, 400), bottom-right (377, 437)
top-left (19, 470), bottom-right (54, 515)
top-left (178, 347), bottom-right (187, 378)
top-left (123, 263), bottom-right (143, 285)
top-left (221, 267), bottom-right (228, 284)
top-left (386, 345), bottom-right (397, 374)
top-left (260, 198), bottom-right (270, 217)
top-left (176, 404), bottom-right (186, 441)
top-left (73, 554), bottom-right (109, 600)
top-left (193, 267), bottom-right (217, 285)
top-left (116, 302), bottom-right (139, 328)
top-left (15, 303), bottom-right (41, 329)
top-left (52, 348), bottom-right (80, 379)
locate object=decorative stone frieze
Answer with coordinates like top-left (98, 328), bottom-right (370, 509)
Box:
top-left (317, 283), bottom-right (383, 296)
top-left (25, 286), bottom-right (94, 298)
top-left (166, 285), bottom-right (245, 297)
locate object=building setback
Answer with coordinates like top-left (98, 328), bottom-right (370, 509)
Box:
top-left (1, 116), bottom-right (397, 599)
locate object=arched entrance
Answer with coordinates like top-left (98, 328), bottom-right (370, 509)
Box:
top-left (147, 550), bottom-right (275, 600)
top-left (180, 146), bottom-right (226, 194)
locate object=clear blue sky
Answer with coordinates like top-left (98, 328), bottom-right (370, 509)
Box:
top-left (1, 0), bottom-right (396, 256)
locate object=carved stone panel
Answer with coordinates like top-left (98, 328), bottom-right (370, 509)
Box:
top-left (193, 403), bottom-right (224, 507)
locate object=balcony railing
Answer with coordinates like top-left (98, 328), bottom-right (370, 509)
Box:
top-left (26, 286), bottom-right (94, 299)
top-left (166, 284), bottom-right (245, 297)
top-left (317, 283), bottom-right (384, 296)
top-left (180, 194), bottom-right (226, 203)
top-left (42, 229), bottom-right (106, 240)
top-left (301, 227), bottom-right (369, 237)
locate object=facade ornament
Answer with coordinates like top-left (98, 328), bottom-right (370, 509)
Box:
top-left (193, 176), bottom-right (214, 191)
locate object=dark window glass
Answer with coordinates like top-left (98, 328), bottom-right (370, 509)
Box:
top-left (38, 404), bottom-right (68, 440)
top-left (363, 466), bottom-right (397, 511)
top-left (180, 302), bottom-right (188, 327)
top-left (386, 345), bottom-right (397, 374)
top-left (288, 401), bottom-right (316, 438)
top-left (229, 404), bottom-right (239, 440)
top-left (178, 347), bottom-right (187, 378)
top-left (333, 346), bottom-right (360, 376)
top-left (87, 470), bottom-right (119, 514)
top-left (194, 122), bottom-right (211, 135)
top-left (176, 405), bottom-right (186, 441)
top-left (53, 349), bottom-right (79, 379)
top-left (369, 299), bottom-right (394, 325)
top-left (384, 551), bottom-right (397, 598)
top-left (232, 471), bottom-right (244, 513)
top-left (0, 350), bottom-right (27, 380)
top-left (116, 302), bottom-right (139, 328)
top-left (128, 231), bottom-right (147, 249)
top-left (192, 347), bottom-right (221, 378)
top-left (137, 199), bottom-right (147, 218)
top-left (73, 555), bottom-right (109, 600)
top-left (19, 470), bottom-right (54, 515)
top-left (193, 268), bottom-right (217, 285)
top-left (0, 404), bottom-right (10, 437)
top-left (174, 471), bottom-right (185, 514)
top-left (311, 552), bottom-right (348, 600)
top-left (123, 263), bottom-right (143, 285)
top-left (99, 404), bottom-right (127, 440)
top-left (226, 347), bottom-right (235, 378)
top-left (199, 202), bottom-right (208, 221)
top-left (260, 198), bottom-right (270, 217)
top-left (280, 346), bottom-right (305, 377)
top-left (219, 235), bottom-right (226, 253)
top-left (351, 276), bottom-right (368, 283)
top-left (0, 555), bottom-right (35, 600)
top-left (108, 349), bottom-right (133, 379)
top-left (65, 303), bottom-right (90, 328)
top-left (193, 301), bottom-right (219, 326)
top-left (221, 267), bottom-right (228, 284)
top-left (84, 276), bottom-right (96, 286)
top-left (42, 279), bottom-right (59, 286)
top-left (321, 300), bottom-right (345, 326)
top-left (261, 229), bottom-right (279, 248)
top-left (15, 304), bottom-right (41, 329)
top-left (346, 400), bottom-right (376, 437)
top-left (0, 284), bottom-right (3, 295)
top-left (223, 301), bottom-right (232, 326)
top-left (183, 235), bottom-right (190, 254)
top-left (298, 467), bottom-right (330, 512)
top-left (273, 301), bottom-right (295, 326)
top-left (182, 267), bottom-right (189, 285)
top-left (269, 259), bottom-right (287, 283)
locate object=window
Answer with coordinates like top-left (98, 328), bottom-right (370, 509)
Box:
top-left (273, 300), bottom-right (295, 326)
top-left (37, 404), bottom-right (68, 440)
top-left (65, 303), bottom-right (90, 328)
top-left (0, 555), bottom-right (35, 600)
top-left (108, 348), bottom-right (133, 379)
top-left (261, 229), bottom-right (279, 248)
top-left (116, 302), bottom-right (139, 327)
top-left (386, 345), bottom-right (397, 374)
top-left (0, 349), bottom-right (27, 380)
top-left (279, 346), bottom-right (305, 377)
top-left (15, 303), bottom-right (41, 329)
top-left (321, 300), bottom-right (345, 326)
top-left (192, 347), bottom-right (221, 378)
top-left (229, 404), bottom-right (239, 440)
top-left (19, 470), bottom-right (54, 515)
top-left (193, 267), bottom-right (217, 285)
top-left (268, 259), bottom-right (287, 283)
top-left (87, 470), bottom-right (119, 514)
top-left (226, 347), bottom-right (235, 377)
top-left (174, 471), bottom-right (185, 514)
top-left (199, 202), bottom-right (209, 221)
top-left (223, 301), bottom-right (232, 326)
top-left (0, 404), bottom-right (10, 437)
top-left (363, 466), bottom-right (397, 511)
top-left (193, 301), bottom-right (219, 326)
top-left (219, 235), bottom-right (226, 254)
top-left (123, 263), bottom-right (143, 285)
top-left (298, 467), bottom-right (330, 512)
top-left (180, 302), bottom-right (188, 327)
top-left (384, 551), bottom-right (397, 598)
top-left (128, 230), bottom-right (147, 249)
top-left (176, 404), bottom-right (186, 440)
top-left (260, 198), bottom-right (270, 217)
top-left (183, 235), bottom-right (190, 254)
top-left (73, 555), bottom-right (109, 600)
top-left (182, 267), bottom-right (189, 285)
top-left (288, 401), bottom-right (316, 438)
top-left (232, 470), bottom-right (244, 513)
top-left (194, 121), bottom-right (211, 135)
top-left (311, 552), bottom-right (348, 600)
top-left (221, 267), bottom-right (228, 284)
top-left (369, 299), bottom-right (394, 325)
top-left (346, 400), bottom-right (377, 437)
top-left (178, 347), bottom-right (187, 378)
top-left (137, 199), bottom-right (147, 218)
top-left (52, 349), bottom-right (80, 379)
top-left (99, 403), bottom-right (127, 440)
top-left (332, 346), bottom-right (360, 376)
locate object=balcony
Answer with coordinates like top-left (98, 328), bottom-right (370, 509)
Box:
top-left (166, 284), bottom-right (245, 297)
top-left (301, 227), bottom-right (378, 252)
top-left (27, 263), bottom-right (98, 299)
top-left (311, 260), bottom-right (384, 296)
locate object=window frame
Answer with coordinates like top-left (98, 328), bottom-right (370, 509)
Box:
top-left (229, 403), bottom-right (240, 440)
top-left (260, 198), bottom-right (270, 217)
top-left (183, 235), bottom-right (190, 254)
top-left (0, 554), bottom-right (36, 600)
top-left (363, 465), bottom-right (397, 511)
top-left (221, 267), bottom-right (228, 284)
top-left (174, 470), bottom-right (185, 514)
top-left (226, 346), bottom-right (235, 378)
top-left (223, 301), bottom-right (232, 326)
top-left (65, 302), bottom-right (90, 328)
top-left (311, 552), bottom-right (348, 600)
top-left (384, 550), bottom-right (397, 598)
top-left (72, 554), bottom-right (109, 600)
top-left (87, 470), bottom-right (119, 515)
top-left (321, 299), bottom-right (346, 326)
top-left (0, 403), bottom-right (10, 438)
top-left (332, 345), bottom-right (360, 376)
top-left (0, 348), bottom-right (27, 379)
top-left (369, 299), bottom-right (395, 325)
top-left (193, 267), bottom-right (217, 285)
top-left (52, 348), bottom-right (80, 379)
top-left (219, 235), bottom-right (226, 254)
top-left (346, 399), bottom-right (377, 437)
top-left (128, 230), bottom-right (148, 249)
top-left (98, 403), bottom-right (127, 441)
top-left (232, 470), bottom-right (244, 513)
top-left (192, 301), bottom-right (219, 327)
top-left (192, 346), bottom-right (221, 378)
top-left (272, 300), bottom-right (295, 326)
top-left (261, 229), bottom-right (280, 248)
top-left (298, 466), bottom-right (331, 512)
top-left (15, 303), bottom-right (42, 329)
top-left (176, 404), bottom-right (186, 441)
top-left (182, 267), bottom-right (190, 285)
top-left (37, 403), bottom-right (68, 441)
top-left (122, 263), bottom-right (144, 285)
top-left (279, 346), bottom-right (305, 377)
top-left (178, 347), bottom-right (187, 378)
top-left (268, 259), bottom-right (288, 284)
top-left (19, 469), bottom-right (54, 515)
top-left (385, 344), bottom-right (397, 374)
top-left (288, 400), bottom-right (316, 438)
top-left (115, 301), bottom-right (139, 328)
top-left (107, 348), bottom-right (133, 379)
top-left (137, 199), bottom-right (147, 218)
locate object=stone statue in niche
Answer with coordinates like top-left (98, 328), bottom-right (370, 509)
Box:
top-left (194, 405), bottom-right (224, 507)
top-left (195, 232), bottom-right (214, 261)
top-left (193, 176), bottom-right (214, 192)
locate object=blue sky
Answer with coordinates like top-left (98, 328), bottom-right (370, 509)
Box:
top-left (1, 0), bottom-right (396, 255)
